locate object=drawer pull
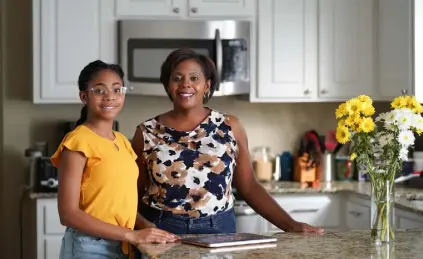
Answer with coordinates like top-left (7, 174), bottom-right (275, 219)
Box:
top-left (290, 209), bottom-right (319, 214)
top-left (348, 210), bottom-right (362, 217)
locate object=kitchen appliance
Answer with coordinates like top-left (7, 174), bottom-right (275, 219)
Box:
top-left (118, 20), bottom-right (251, 96)
top-left (25, 146), bottom-right (58, 193)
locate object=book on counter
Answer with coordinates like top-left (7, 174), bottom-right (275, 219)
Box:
top-left (180, 233), bottom-right (278, 248)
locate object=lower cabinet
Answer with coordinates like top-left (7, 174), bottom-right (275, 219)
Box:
top-left (35, 198), bottom-right (65, 259)
top-left (263, 194), bottom-right (342, 233)
top-left (345, 194), bottom-right (371, 229)
top-left (396, 207), bottom-right (423, 229)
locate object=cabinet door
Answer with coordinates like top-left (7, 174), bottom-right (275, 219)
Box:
top-left (396, 208), bottom-right (423, 229)
top-left (115, 0), bottom-right (185, 17)
top-left (346, 201), bottom-right (370, 229)
top-left (187, 0), bottom-right (255, 18)
top-left (33, 0), bottom-right (115, 103)
top-left (318, 0), bottom-right (374, 99)
top-left (255, 0), bottom-right (318, 100)
top-left (45, 237), bottom-right (62, 259)
top-left (377, 0), bottom-right (413, 100)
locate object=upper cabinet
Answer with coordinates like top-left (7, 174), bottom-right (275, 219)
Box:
top-left (318, 0), bottom-right (374, 100)
top-left (33, 0), bottom-right (116, 103)
top-left (115, 0), bottom-right (186, 17)
top-left (377, 0), bottom-right (413, 100)
top-left (115, 0), bottom-right (255, 18)
top-left (254, 0), bottom-right (375, 102)
top-left (256, 0), bottom-right (318, 100)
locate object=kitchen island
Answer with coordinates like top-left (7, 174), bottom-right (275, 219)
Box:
top-left (137, 229), bottom-right (423, 259)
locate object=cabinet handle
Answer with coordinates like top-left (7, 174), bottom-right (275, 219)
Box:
top-left (348, 210), bottom-right (362, 217)
top-left (173, 7), bottom-right (180, 13)
top-left (304, 89), bottom-right (311, 95)
top-left (320, 89), bottom-right (328, 94)
top-left (401, 89), bottom-right (408, 95)
top-left (290, 209), bottom-right (319, 214)
top-left (128, 86), bottom-right (134, 91)
top-left (191, 7), bottom-right (198, 13)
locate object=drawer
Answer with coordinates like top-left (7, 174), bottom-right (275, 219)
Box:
top-left (40, 199), bottom-right (66, 234)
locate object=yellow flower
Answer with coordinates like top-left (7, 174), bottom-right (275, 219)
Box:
top-left (336, 126), bottom-right (351, 144)
top-left (359, 117), bottom-right (375, 133)
top-left (338, 119), bottom-right (347, 128)
top-left (335, 103), bottom-right (347, 118)
top-left (357, 95), bottom-right (373, 104)
top-left (346, 98), bottom-right (362, 115)
top-left (410, 96), bottom-right (423, 114)
top-left (361, 103), bottom-right (375, 116)
top-left (345, 114), bottom-right (362, 127)
top-left (391, 96), bottom-right (408, 109)
top-left (350, 153), bottom-right (357, 161)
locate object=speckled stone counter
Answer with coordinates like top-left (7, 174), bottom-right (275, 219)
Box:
top-left (30, 181), bottom-right (423, 214)
top-left (256, 181), bottom-right (423, 216)
top-left (137, 229), bottom-right (423, 259)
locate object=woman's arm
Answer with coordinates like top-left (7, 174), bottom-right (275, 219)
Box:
top-left (57, 148), bottom-right (177, 243)
top-left (228, 115), bottom-right (323, 233)
top-left (132, 126), bottom-right (156, 229)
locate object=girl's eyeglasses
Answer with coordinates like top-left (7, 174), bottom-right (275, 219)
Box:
top-left (86, 86), bottom-right (128, 97)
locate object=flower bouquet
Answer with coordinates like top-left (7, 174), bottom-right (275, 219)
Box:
top-left (335, 95), bottom-right (423, 244)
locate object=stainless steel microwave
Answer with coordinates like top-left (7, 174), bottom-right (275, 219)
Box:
top-left (118, 20), bottom-right (251, 96)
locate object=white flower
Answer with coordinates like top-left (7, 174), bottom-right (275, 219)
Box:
top-left (398, 130), bottom-right (415, 146)
top-left (377, 133), bottom-right (394, 147)
top-left (376, 113), bottom-right (386, 122)
top-left (399, 147), bottom-right (409, 161)
top-left (411, 114), bottom-right (423, 131)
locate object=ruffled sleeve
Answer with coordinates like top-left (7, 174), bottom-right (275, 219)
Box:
top-left (118, 132), bottom-right (138, 161)
top-left (50, 130), bottom-right (102, 168)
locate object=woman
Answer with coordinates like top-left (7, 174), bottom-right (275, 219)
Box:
top-left (51, 60), bottom-right (178, 259)
top-left (132, 49), bottom-right (324, 234)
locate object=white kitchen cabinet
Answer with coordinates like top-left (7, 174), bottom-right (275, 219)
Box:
top-left (318, 0), bottom-right (374, 100)
top-left (255, 0), bottom-right (318, 100)
top-left (254, 0), bottom-right (375, 102)
top-left (345, 198), bottom-right (371, 230)
top-left (187, 0), bottom-right (255, 18)
top-left (396, 207), bottom-right (423, 229)
top-left (115, 0), bottom-right (186, 17)
top-left (376, 0), bottom-right (413, 100)
top-left (263, 194), bottom-right (341, 233)
top-left (115, 0), bottom-right (255, 18)
top-left (35, 198), bottom-right (65, 259)
top-left (33, 0), bottom-right (116, 103)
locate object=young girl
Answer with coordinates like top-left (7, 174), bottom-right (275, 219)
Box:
top-left (51, 60), bottom-right (178, 259)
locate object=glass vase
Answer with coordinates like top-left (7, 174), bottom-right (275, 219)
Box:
top-left (370, 179), bottom-right (396, 244)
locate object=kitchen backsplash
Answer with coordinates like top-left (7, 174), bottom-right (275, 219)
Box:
top-left (27, 96), bottom-right (396, 155)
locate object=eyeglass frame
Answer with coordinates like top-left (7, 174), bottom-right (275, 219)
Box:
top-left (84, 86), bottom-right (128, 97)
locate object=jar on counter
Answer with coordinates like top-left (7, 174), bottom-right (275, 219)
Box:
top-left (252, 146), bottom-right (274, 182)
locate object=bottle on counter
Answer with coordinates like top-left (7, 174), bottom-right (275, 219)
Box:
top-left (280, 151), bottom-right (293, 181)
top-left (252, 146), bottom-right (274, 182)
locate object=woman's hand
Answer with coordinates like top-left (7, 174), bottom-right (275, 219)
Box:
top-left (125, 228), bottom-right (180, 244)
top-left (286, 221), bottom-right (324, 234)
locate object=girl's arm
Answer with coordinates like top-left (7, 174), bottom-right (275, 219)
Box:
top-left (57, 148), bottom-right (177, 243)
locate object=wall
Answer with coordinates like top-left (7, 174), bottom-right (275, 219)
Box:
top-left (0, 0), bottom-right (5, 251)
top-left (0, 0), bottom-right (398, 257)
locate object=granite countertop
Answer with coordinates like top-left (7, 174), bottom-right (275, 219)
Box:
top-left (29, 181), bottom-right (423, 214)
top-left (137, 229), bottom-right (423, 259)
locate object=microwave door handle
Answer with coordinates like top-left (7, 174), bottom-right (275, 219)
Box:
top-left (214, 28), bottom-right (223, 91)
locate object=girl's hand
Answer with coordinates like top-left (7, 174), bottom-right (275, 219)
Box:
top-left (125, 228), bottom-right (180, 244)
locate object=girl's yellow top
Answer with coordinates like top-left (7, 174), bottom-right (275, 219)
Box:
top-left (51, 125), bottom-right (139, 254)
